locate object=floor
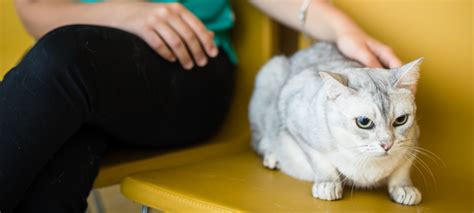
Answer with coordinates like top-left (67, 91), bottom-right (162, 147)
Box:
top-left (86, 185), bottom-right (143, 213)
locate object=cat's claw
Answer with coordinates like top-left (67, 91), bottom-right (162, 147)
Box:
top-left (312, 182), bottom-right (343, 201)
top-left (263, 153), bottom-right (279, 170)
top-left (389, 186), bottom-right (422, 205)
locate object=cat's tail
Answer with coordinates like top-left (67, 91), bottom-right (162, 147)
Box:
top-left (249, 56), bottom-right (290, 154)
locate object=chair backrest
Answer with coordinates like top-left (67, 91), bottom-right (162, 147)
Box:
top-left (210, 1), bottom-right (276, 144)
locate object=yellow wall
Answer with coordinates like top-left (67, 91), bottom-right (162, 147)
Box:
top-left (331, 0), bottom-right (473, 208)
top-left (0, 0), bottom-right (34, 77)
top-left (334, 0), bottom-right (473, 183)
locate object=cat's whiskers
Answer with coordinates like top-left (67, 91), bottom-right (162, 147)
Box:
top-left (403, 150), bottom-right (438, 191)
top-left (396, 143), bottom-right (445, 169)
top-left (340, 155), bottom-right (362, 185)
top-left (401, 151), bottom-right (428, 188)
top-left (394, 137), bottom-right (444, 170)
top-left (408, 148), bottom-right (444, 169)
top-left (411, 152), bottom-right (437, 190)
top-left (344, 144), bottom-right (368, 150)
top-left (339, 155), bottom-right (360, 197)
top-left (339, 170), bottom-right (352, 185)
top-left (347, 154), bottom-right (370, 199)
top-left (401, 145), bottom-right (445, 167)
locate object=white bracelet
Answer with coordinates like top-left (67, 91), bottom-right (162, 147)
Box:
top-left (298, 0), bottom-right (312, 36)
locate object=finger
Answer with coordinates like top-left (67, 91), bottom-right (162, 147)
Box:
top-left (167, 15), bottom-right (208, 67)
top-left (367, 40), bottom-right (402, 68)
top-left (154, 23), bottom-right (194, 70)
top-left (141, 29), bottom-right (176, 62)
top-left (179, 8), bottom-right (218, 57)
top-left (354, 45), bottom-right (383, 68)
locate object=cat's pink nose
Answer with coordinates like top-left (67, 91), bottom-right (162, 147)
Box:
top-left (380, 143), bottom-right (393, 151)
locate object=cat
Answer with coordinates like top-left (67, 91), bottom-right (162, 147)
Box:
top-left (249, 42), bottom-right (423, 205)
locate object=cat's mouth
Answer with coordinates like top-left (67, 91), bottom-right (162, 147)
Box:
top-left (372, 152), bottom-right (390, 158)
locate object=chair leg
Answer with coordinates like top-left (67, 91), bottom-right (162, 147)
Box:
top-left (141, 205), bottom-right (149, 213)
top-left (91, 189), bottom-right (105, 213)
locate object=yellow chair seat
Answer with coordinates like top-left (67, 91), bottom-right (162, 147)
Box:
top-left (94, 133), bottom-right (249, 188)
top-left (121, 149), bottom-right (472, 212)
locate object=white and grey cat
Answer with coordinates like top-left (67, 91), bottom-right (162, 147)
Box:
top-left (249, 42), bottom-right (423, 205)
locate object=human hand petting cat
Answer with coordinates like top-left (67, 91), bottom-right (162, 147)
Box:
top-left (336, 29), bottom-right (402, 69)
top-left (251, 0), bottom-right (403, 69)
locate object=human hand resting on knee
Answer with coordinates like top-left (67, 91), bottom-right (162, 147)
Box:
top-left (15, 1), bottom-right (217, 70)
top-left (116, 2), bottom-right (218, 69)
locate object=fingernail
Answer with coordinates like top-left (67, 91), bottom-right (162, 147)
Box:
top-left (209, 47), bottom-right (218, 57)
top-left (170, 57), bottom-right (176, 62)
top-left (197, 58), bottom-right (207, 67)
top-left (184, 63), bottom-right (194, 70)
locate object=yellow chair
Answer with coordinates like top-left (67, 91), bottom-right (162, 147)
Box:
top-left (121, 0), bottom-right (473, 212)
top-left (0, 0), bottom-right (274, 196)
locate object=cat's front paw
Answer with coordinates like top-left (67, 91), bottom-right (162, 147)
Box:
top-left (263, 153), bottom-right (279, 170)
top-left (389, 186), bottom-right (422, 205)
top-left (312, 182), bottom-right (343, 201)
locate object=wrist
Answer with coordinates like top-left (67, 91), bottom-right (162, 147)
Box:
top-left (98, 2), bottom-right (131, 29)
top-left (333, 21), bottom-right (366, 41)
top-left (309, 0), bottom-right (364, 42)
top-left (329, 11), bottom-right (365, 41)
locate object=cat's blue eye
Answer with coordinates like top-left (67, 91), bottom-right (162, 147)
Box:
top-left (393, 114), bottom-right (409, 127)
top-left (355, 116), bottom-right (375, 129)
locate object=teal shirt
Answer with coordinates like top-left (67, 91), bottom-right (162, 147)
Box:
top-left (80, 0), bottom-right (237, 64)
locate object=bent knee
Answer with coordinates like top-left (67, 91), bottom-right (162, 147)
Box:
top-left (19, 25), bottom-right (120, 79)
top-left (33, 25), bottom-right (111, 59)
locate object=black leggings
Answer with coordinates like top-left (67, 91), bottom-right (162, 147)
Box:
top-left (0, 25), bottom-right (235, 212)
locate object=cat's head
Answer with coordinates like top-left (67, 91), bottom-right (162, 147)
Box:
top-left (321, 58), bottom-right (422, 158)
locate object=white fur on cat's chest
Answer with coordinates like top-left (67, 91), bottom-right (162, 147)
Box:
top-left (328, 152), bottom-right (400, 187)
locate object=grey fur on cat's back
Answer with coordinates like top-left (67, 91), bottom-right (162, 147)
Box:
top-left (290, 42), bottom-right (362, 74)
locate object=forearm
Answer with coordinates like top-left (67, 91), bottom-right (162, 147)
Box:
top-left (250, 0), bottom-right (362, 41)
top-left (14, 0), bottom-right (131, 39)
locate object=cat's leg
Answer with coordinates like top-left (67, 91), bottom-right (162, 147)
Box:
top-left (263, 151), bottom-right (279, 170)
top-left (307, 151), bottom-right (343, 201)
top-left (278, 130), bottom-right (342, 200)
top-left (387, 156), bottom-right (422, 205)
top-left (270, 131), bottom-right (315, 178)
top-left (258, 133), bottom-right (282, 170)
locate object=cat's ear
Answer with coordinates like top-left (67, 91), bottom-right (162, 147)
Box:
top-left (319, 72), bottom-right (355, 100)
top-left (392, 58), bottom-right (423, 93)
